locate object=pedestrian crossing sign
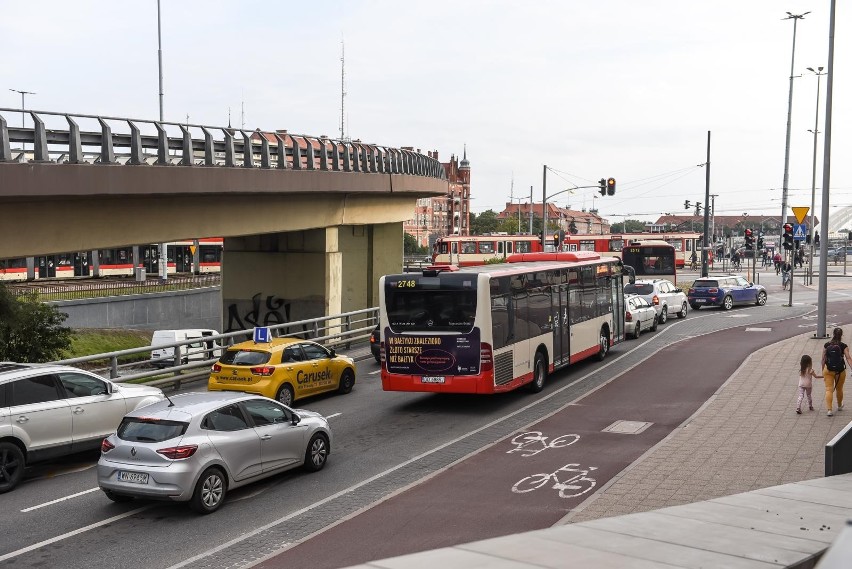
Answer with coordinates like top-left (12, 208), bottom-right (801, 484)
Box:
top-left (793, 223), bottom-right (807, 241)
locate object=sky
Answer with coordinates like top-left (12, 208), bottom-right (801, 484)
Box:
top-left (1, 1), bottom-right (849, 229)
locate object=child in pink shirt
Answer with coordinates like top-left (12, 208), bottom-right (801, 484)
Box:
top-left (797, 354), bottom-right (823, 414)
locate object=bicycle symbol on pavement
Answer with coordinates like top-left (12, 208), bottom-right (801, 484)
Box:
top-left (506, 431), bottom-right (580, 457)
top-left (512, 463), bottom-right (598, 499)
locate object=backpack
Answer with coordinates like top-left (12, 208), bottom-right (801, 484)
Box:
top-left (825, 343), bottom-right (845, 372)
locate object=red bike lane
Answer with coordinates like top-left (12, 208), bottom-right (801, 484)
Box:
top-left (257, 309), bottom-right (826, 569)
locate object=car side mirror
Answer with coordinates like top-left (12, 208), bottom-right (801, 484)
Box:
top-left (290, 413), bottom-right (301, 426)
top-left (748, 282), bottom-right (754, 286)
top-left (328, 348), bottom-right (336, 358)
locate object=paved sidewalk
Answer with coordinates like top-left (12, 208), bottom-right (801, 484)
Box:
top-left (562, 328), bottom-right (849, 524)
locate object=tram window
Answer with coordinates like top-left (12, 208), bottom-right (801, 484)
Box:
top-left (515, 241), bottom-right (530, 253)
top-left (479, 242), bottom-right (494, 254)
top-left (461, 242), bottom-right (476, 254)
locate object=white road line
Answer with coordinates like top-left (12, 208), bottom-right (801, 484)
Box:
top-left (325, 413), bottom-right (342, 419)
top-left (369, 369), bottom-right (381, 375)
top-left (20, 487), bottom-right (100, 513)
top-left (0, 506), bottom-right (152, 563)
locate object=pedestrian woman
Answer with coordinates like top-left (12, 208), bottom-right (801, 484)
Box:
top-left (821, 327), bottom-right (852, 416)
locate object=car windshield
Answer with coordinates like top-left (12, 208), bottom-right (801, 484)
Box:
top-left (219, 350), bottom-right (271, 366)
top-left (693, 280), bottom-right (719, 288)
top-left (118, 418), bottom-right (188, 442)
top-left (624, 283), bottom-right (654, 295)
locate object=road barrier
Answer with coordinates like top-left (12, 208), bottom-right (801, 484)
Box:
top-left (52, 307), bottom-right (379, 390)
top-left (825, 419), bottom-right (852, 476)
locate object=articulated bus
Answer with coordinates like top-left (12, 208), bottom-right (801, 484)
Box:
top-left (621, 240), bottom-right (678, 283)
top-left (379, 251), bottom-right (626, 395)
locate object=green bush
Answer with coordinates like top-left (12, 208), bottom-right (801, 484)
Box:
top-left (0, 284), bottom-right (73, 362)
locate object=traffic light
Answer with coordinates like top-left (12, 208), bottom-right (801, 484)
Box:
top-left (684, 200), bottom-right (691, 210)
top-left (606, 178), bottom-right (616, 196)
top-left (815, 231), bottom-right (820, 247)
top-left (757, 234), bottom-right (764, 249)
top-left (783, 223), bottom-right (794, 250)
top-left (598, 179), bottom-right (606, 196)
top-left (694, 202), bottom-right (702, 216)
top-left (744, 228), bottom-right (754, 250)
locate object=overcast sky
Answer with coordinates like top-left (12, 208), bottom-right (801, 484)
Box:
top-left (2, 1), bottom-right (848, 228)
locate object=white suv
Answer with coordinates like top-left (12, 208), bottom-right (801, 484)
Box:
top-left (623, 279), bottom-right (689, 324)
top-left (0, 362), bottom-right (164, 493)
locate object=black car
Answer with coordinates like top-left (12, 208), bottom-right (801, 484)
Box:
top-left (370, 326), bottom-right (381, 363)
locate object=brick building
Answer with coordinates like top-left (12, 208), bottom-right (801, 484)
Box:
top-left (404, 149), bottom-right (471, 248)
top-left (498, 203), bottom-right (609, 235)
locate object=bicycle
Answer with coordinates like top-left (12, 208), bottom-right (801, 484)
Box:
top-left (782, 270), bottom-right (791, 290)
top-left (507, 431), bottom-right (580, 457)
top-left (512, 463), bottom-right (598, 498)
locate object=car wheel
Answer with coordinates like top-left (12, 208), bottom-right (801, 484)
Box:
top-left (659, 306), bottom-right (668, 324)
top-left (276, 383), bottom-right (295, 407)
top-left (596, 327), bottom-right (609, 361)
top-left (650, 315), bottom-right (658, 331)
top-left (527, 351), bottom-right (546, 393)
top-left (303, 434), bottom-right (329, 472)
top-left (677, 302), bottom-right (688, 318)
top-left (103, 489), bottom-right (134, 503)
top-left (690, 303), bottom-right (700, 310)
top-left (190, 467), bottom-right (227, 514)
top-left (0, 442), bottom-right (25, 494)
top-left (633, 321), bottom-right (641, 339)
top-left (373, 352), bottom-right (380, 364)
top-left (756, 291), bottom-right (767, 306)
top-left (338, 369), bottom-right (355, 394)
top-left (722, 295), bottom-right (733, 310)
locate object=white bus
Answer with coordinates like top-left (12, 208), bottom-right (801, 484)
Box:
top-left (379, 251), bottom-right (626, 395)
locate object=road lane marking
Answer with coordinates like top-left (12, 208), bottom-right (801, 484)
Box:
top-left (0, 506), bottom-right (152, 563)
top-left (369, 369), bottom-right (381, 375)
top-left (325, 413), bottom-right (342, 419)
top-left (20, 487), bottom-right (100, 512)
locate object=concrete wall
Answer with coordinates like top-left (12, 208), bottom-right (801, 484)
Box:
top-left (51, 287), bottom-right (221, 331)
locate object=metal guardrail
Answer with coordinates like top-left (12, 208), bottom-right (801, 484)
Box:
top-left (52, 307), bottom-right (380, 390)
top-left (0, 107), bottom-right (446, 179)
top-left (8, 274), bottom-right (220, 300)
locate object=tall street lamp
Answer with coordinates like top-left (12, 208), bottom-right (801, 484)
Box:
top-left (9, 88), bottom-right (36, 152)
top-left (779, 11), bottom-right (809, 254)
top-left (156, 0), bottom-right (167, 281)
top-left (806, 66), bottom-right (826, 285)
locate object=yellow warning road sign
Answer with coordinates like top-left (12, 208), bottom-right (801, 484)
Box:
top-left (189, 245), bottom-right (197, 255)
top-left (792, 207), bottom-right (809, 225)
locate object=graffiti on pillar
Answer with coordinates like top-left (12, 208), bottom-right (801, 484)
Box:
top-left (225, 293), bottom-right (289, 332)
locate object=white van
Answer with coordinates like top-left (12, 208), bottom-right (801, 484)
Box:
top-left (150, 329), bottom-right (222, 368)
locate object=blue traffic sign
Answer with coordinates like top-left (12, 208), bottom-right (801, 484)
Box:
top-left (793, 223), bottom-right (807, 241)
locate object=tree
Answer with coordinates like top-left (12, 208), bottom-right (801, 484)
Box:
top-left (0, 284), bottom-right (73, 362)
top-left (469, 210), bottom-right (501, 235)
top-left (610, 220), bottom-right (647, 233)
top-left (403, 233), bottom-right (429, 256)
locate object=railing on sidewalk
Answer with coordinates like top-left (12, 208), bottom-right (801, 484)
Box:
top-left (825, 419), bottom-right (852, 476)
top-left (51, 307), bottom-right (380, 390)
top-left (7, 274), bottom-right (220, 301)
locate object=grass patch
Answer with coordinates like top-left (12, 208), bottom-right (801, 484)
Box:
top-left (63, 329), bottom-right (152, 362)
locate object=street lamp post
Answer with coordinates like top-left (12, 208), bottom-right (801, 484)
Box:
top-left (779, 11), bottom-right (809, 258)
top-left (806, 66), bottom-right (825, 286)
top-left (156, 0), bottom-right (168, 281)
top-left (9, 88), bottom-right (36, 152)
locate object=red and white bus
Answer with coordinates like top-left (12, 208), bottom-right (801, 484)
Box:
top-left (431, 234), bottom-right (544, 266)
top-left (379, 251), bottom-right (626, 395)
top-left (561, 232), bottom-right (701, 268)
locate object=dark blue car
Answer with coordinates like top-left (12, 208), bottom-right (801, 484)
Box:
top-left (688, 275), bottom-right (767, 310)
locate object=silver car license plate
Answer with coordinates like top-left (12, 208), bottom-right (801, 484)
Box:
top-left (118, 471), bottom-right (149, 484)
top-left (421, 376), bottom-right (445, 384)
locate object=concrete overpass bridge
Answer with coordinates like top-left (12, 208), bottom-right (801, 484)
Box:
top-left (0, 108), bottom-right (448, 326)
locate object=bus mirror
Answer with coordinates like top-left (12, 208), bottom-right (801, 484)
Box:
top-left (622, 264), bottom-right (636, 285)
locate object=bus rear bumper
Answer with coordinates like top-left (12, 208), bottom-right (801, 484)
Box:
top-left (381, 373), bottom-right (493, 394)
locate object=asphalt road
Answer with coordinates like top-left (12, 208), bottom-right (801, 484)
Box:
top-left (0, 277), bottom-right (841, 569)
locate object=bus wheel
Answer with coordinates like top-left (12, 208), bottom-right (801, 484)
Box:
top-left (528, 352), bottom-right (546, 393)
top-left (596, 328), bottom-right (609, 361)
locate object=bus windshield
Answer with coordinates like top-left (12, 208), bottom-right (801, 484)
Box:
top-left (622, 245), bottom-right (676, 278)
top-left (384, 276), bottom-right (477, 333)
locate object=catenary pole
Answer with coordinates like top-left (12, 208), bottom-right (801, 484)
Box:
top-left (157, 0), bottom-right (168, 281)
top-left (817, 0), bottom-right (836, 338)
top-left (701, 131), bottom-right (711, 277)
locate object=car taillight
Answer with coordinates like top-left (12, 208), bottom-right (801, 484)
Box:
top-left (652, 295), bottom-right (659, 305)
top-left (156, 445), bottom-right (198, 460)
top-left (480, 342), bottom-right (493, 372)
top-left (708, 288), bottom-right (719, 294)
top-left (688, 288), bottom-right (694, 294)
top-left (212, 364), bottom-right (222, 372)
top-left (101, 438), bottom-right (115, 453)
top-left (250, 366), bottom-right (275, 376)
top-left (625, 311), bottom-right (632, 321)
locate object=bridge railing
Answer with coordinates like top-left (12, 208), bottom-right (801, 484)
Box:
top-left (0, 107), bottom-right (446, 179)
top-left (52, 307), bottom-right (380, 391)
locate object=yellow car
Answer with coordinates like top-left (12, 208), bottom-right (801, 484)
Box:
top-left (208, 338), bottom-right (356, 406)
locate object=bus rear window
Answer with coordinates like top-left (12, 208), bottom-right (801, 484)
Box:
top-left (385, 289), bottom-right (477, 333)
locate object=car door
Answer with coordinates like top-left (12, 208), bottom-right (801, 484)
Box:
top-left (8, 374), bottom-right (72, 460)
top-left (56, 371), bottom-right (129, 450)
top-left (657, 281), bottom-right (674, 313)
top-left (637, 297), bottom-right (655, 328)
top-left (299, 342), bottom-right (337, 396)
top-left (735, 276), bottom-right (756, 303)
top-left (202, 403), bottom-right (263, 481)
top-left (241, 398), bottom-right (306, 472)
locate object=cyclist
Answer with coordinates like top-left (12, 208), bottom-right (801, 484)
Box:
top-left (782, 260), bottom-right (792, 290)
top-left (689, 250), bottom-right (698, 271)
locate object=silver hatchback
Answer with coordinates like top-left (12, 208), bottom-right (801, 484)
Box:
top-left (97, 391), bottom-right (333, 514)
